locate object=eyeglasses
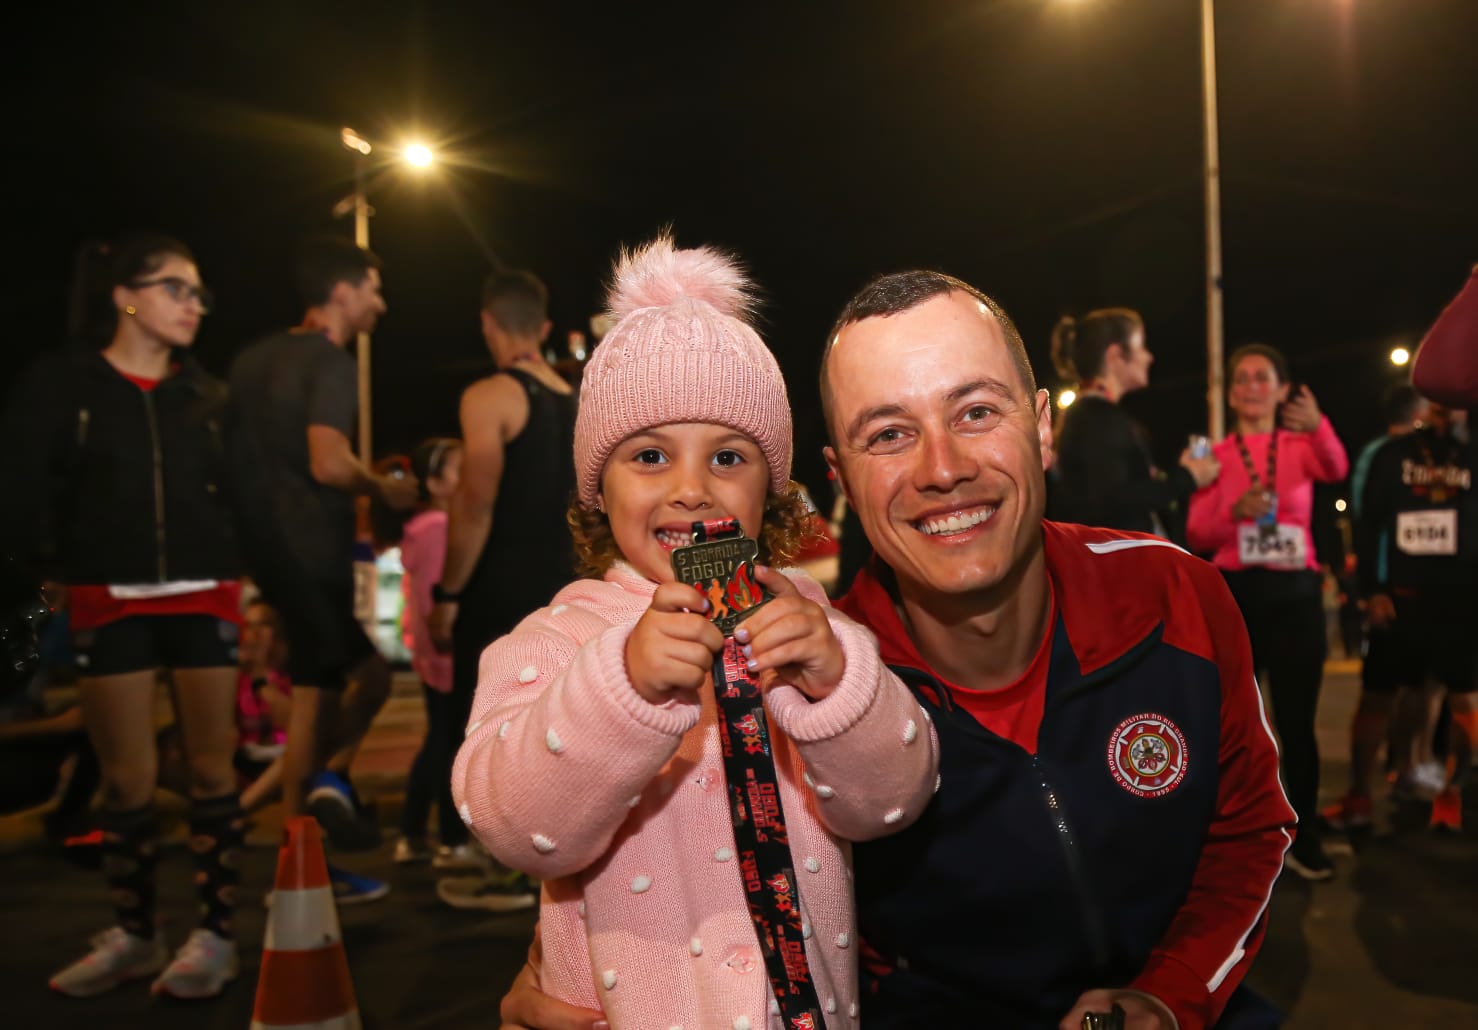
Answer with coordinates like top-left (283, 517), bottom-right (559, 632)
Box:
top-left (130, 277), bottom-right (214, 313)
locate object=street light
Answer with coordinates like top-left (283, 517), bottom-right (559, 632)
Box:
top-left (1058, 388), bottom-right (1077, 409)
top-left (1389, 346), bottom-right (1411, 366)
top-left (336, 126), bottom-right (435, 460)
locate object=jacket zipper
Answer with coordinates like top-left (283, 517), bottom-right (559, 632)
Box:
top-left (142, 391), bottom-right (168, 581)
top-left (1032, 754), bottom-right (1110, 969)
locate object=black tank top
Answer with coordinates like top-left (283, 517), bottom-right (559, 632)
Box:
top-left (458, 367), bottom-right (578, 640)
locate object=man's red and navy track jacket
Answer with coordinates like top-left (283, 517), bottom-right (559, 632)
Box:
top-left (838, 520), bottom-right (1296, 1030)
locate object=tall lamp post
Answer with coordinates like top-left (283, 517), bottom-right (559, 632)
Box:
top-left (334, 127), bottom-right (435, 461)
top-left (1201, 0), bottom-right (1226, 439)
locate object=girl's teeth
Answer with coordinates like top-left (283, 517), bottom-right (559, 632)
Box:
top-left (657, 529), bottom-right (693, 547)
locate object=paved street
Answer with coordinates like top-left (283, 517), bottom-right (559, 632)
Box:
top-left (2, 660), bottom-right (1476, 1028)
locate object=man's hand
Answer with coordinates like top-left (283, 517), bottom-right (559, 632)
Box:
top-left (376, 471), bottom-right (421, 511)
top-left (625, 582), bottom-right (724, 705)
top-left (1280, 385), bottom-right (1322, 434)
top-left (498, 925), bottom-right (608, 1030)
top-left (1366, 592), bottom-right (1397, 629)
top-left (428, 600), bottom-right (458, 654)
top-left (1178, 448), bottom-right (1221, 489)
top-left (1061, 989), bottom-right (1177, 1030)
top-left (733, 566), bottom-right (845, 701)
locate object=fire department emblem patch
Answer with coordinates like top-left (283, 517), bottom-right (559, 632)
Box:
top-left (1107, 713), bottom-right (1188, 798)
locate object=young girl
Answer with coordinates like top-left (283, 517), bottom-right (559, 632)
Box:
top-left (452, 236), bottom-right (938, 1030)
top-left (394, 437), bottom-right (477, 866)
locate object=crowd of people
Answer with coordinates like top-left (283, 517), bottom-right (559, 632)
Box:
top-left (0, 225), bottom-right (1473, 1028)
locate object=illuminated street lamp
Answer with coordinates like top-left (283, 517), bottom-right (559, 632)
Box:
top-left (334, 127), bottom-right (435, 459)
top-left (1058, 388), bottom-right (1077, 409)
top-left (1389, 346), bottom-right (1411, 366)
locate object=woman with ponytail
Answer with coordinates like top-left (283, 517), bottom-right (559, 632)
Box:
top-left (1048, 308), bottom-right (1220, 537)
top-left (0, 234), bottom-right (244, 998)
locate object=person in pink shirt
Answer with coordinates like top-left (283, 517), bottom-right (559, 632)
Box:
top-left (394, 437), bottom-right (468, 865)
top-left (452, 236), bottom-right (938, 1030)
top-left (1187, 343), bottom-right (1349, 881)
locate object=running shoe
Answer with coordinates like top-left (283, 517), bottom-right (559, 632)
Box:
top-left (151, 928), bottom-right (238, 999)
top-left (330, 865), bottom-right (390, 905)
top-left (1320, 793), bottom-right (1374, 831)
top-left (436, 871), bottom-right (538, 913)
top-left (307, 771), bottom-right (381, 852)
top-left (432, 842), bottom-right (491, 871)
top-left (1283, 839), bottom-right (1335, 882)
top-left (49, 926), bottom-right (168, 997)
top-left (1430, 787), bottom-right (1463, 834)
top-left (393, 836), bottom-right (433, 864)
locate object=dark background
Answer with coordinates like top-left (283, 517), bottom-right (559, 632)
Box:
top-left (6, 0), bottom-right (1477, 498)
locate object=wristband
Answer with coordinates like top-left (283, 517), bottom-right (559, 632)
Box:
top-left (431, 583), bottom-right (461, 604)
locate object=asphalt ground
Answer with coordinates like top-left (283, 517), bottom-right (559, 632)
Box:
top-left (2, 659), bottom-right (1476, 1029)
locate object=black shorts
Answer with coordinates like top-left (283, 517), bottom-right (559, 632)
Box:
top-left (1362, 598), bottom-right (1478, 695)
top-left (250, 562), bottom-right (376, 691)
top-left (71, 615), bottom-right (240, 678)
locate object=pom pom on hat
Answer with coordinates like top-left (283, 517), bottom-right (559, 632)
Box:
top-left (574, 235), bottom-right (792, 508)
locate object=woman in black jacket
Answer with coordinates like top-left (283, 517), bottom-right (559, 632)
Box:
top-left (1047, 307), bottom-right (1221, 538)
top-left (2, 235), bottom-right (243, 999)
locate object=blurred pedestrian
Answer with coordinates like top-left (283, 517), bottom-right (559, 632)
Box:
top-left (1188, 343), bottom-right (1349, 880)
top-left (2, 234), bottom-right (245, 998)
top-left (1048, 308), bottom-right (1219, 538)
top-left (225, 236), bottom-right (418, 903)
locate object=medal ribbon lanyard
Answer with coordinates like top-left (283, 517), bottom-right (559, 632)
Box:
top-left (1233, 428), bottom-right (1278, 493)
top-left (680, 518), bottom-right (823, 1027)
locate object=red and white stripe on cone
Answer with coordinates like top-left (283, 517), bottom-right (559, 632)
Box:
top-left (252, 816), bottom-right (361, 1030)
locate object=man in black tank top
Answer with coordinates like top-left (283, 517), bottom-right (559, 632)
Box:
top-left (427, 270), bottom-right (577, 865)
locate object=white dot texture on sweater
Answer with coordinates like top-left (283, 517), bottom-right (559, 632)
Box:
top-left (902, 718), bottom-right (918, 745)
top-left (518, 665), bottom-right (539, 684)
top-left (631, 875), bottom-right (652, 893)
top-left (804, 857), bottom-right (820, 873)
top-left (601, 969), bottom-right (617, 990)
top-left (458, 803), bottom-right (472, 825)
top-left (733, 1018), bottom-right (751, 1030)
top-left (545, 728), bottom-right (564, 753)
top-left (815, 784), bottom-right (835, 799)
top-left (714, 847), bottom-right (733, 862)
top-left (532, 833), bottom-right (556, 854)
top-left (690, 937), bottom-right (703, 956)
top-left (835, 932), bottom-right (850, 949)
top-left (883, 807), bottom-right (904, 824)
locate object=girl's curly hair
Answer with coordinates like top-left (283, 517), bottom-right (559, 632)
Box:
top-left (567, 481), bottom-right (820, 579)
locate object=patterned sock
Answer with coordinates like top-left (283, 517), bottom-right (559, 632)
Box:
top-left (189, 793), bottom-right (245, 940)
top-left (99, 805), bottom-right (157, 941)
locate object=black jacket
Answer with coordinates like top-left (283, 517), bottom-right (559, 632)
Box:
top-left (1, 347), bottom-right (238, 585)
top-left (1048, 394), bottom-right (1196, 539)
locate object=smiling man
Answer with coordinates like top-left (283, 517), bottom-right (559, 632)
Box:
top-left (824, 272), bottom-right (1295, 1030)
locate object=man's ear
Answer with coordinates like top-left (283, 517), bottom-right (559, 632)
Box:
top-left (1034, 389), bottom-right (1055, 471)
top-left (536, 319), bottom-right (553, 345)
top-left (823, 446), bottom-right (853, 507)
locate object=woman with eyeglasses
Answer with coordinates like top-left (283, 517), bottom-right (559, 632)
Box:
top-left (1186, 343), bottom-right (1349, 883)
top-left (0, 234), bottom-right (244, 998)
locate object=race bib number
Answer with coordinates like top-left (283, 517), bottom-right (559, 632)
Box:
top-left (1237, 523), bottom-right (1307, 570)
top-left (1396, 509), bottom-right (1458, 556)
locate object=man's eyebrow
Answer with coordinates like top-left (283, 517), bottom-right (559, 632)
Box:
top-left (844, 403), bottom-right (907, 443)
top-left (948, 378), bottom-right (1017, 404)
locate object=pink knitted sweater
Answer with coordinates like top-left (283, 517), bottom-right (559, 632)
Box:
top-left (451, 562), bottom-right (939, 1030)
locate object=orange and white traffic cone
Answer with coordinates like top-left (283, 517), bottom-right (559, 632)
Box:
top-left (251, 816), bottom-right (361, 1029)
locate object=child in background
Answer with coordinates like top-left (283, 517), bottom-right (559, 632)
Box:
top-left (394, 438), bottom-right (476, 866)
top-left (452, 236), bottom-right (938, 1029)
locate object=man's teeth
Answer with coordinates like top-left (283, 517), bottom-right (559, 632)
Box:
top-left (657, 529), bottom-right (693, 547)
top-left (916, 508), bottom-right (994, 536)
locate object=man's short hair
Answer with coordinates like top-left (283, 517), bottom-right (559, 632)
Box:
top-left (481, 269), bottom-right (549, 337)
top-left (294, 235), bottom-right (383, 308)
top-left (1381, 383), bottom-right (1426, 428)
top-left (820, 270), bottom-right (1037, 440)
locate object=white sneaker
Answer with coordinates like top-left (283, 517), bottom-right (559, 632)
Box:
top-left (394, 836), bottom-right (433, 864)
top-left (151, 928), bottom-right (239, 999)
top-left (432, 842), bottom-right (490, 871)
top-left (50, 926), bottom-right (168, 997)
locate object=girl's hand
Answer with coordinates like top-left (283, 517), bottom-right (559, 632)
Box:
top-left (733, 566), bottom-right (845, 702)
top-left (625, 582), bottom-right (725, 705)
top-left (1280, 385), bottom-right (1322, 433)
top-left (1232, 488), bottom-right (1275, 522)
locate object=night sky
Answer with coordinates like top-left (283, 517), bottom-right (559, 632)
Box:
top-left (8, 0), bottom-right (1478, 498)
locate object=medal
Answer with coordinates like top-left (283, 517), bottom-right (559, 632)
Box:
top-left (670, 517), bottom-right (772, 636)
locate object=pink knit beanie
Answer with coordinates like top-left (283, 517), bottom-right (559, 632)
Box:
top-left (574, 235), bottom-right (793, 508)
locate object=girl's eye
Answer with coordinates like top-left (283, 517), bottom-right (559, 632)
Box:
top-left (635, 448), bottom-right (666, 465)
top-left (713, 449), bottom-right (745, 467)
